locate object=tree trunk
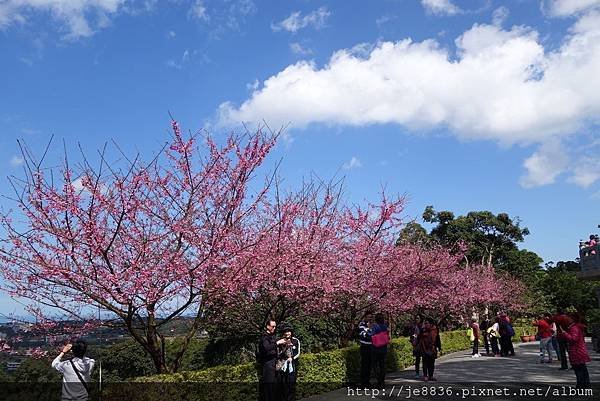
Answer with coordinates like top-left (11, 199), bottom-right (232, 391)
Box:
top-left (145, 311), bottom-right (169, 374)
top-left (339, 322), bottom-right (356, 348)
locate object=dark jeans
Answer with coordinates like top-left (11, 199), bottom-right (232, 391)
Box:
top-left (483, 334), bottom-right (490, 354)
top-left (500, 336), bottom-right (513, 356)
top-left (360, 345), bottom-right (372, 387)
top-left (490, 336), bottom-right (499, 355)
top-left (472, 339), bottom-right (479, 355)
top-left (415, 354), bottom-right (421, 375)
top-left (572, 364), bottom-right (590, 388)
top-left (422, 354), bottom-right (436, 379)
top-left (278, 371), bottom-right (296, 401)
top-left (558, 340), bottom-right (569, 369)
top-left (373, 350), bottom-right (387, 388)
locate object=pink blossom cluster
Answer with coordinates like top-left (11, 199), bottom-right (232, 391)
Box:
top-left (0, 121), bottom-right (525, 370)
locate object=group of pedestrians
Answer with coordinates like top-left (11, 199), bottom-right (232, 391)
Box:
top-left (50, 311), bottom-right (592, 401)
top-left (358, 312), bottom-right (391, 389)
top-left (257, 320), bottom-right (301, 401)
top-left (535, 313), bottom-right (592, 388)
top-left (580, 234), bottom-right (599, 256)
top-left (475, 313), bottom-right (515, 357)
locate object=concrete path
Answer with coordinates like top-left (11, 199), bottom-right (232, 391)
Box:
top-left (301, 340), bottom-right (599, 401)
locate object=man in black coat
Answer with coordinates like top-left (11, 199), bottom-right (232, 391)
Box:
top-left (258, 320), bottom-right (287, 401)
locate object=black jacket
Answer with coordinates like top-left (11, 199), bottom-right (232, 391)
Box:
top-left (259, 333), bottom-right (278, 365)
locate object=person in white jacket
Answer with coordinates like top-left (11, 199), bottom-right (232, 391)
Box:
top-left (52, 340), bottom-right (95, 401)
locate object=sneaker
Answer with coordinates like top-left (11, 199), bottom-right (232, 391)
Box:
top-left (423, 377), bottom-right (429, 381)
top-left (430, 377), bottom-right (437, 381)
top-left (472, 355), bottom-right (477, 358)
top-left (415, 373), bottom-right (421, 379)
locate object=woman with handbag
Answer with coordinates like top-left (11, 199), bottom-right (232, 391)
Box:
top-left (418, 318), bottom-right (441, 381)
top-left (371, 313), bottom-right (390, 389)
top-left (276, 325), bottom-right (300, 401)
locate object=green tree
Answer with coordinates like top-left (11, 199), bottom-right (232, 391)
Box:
top-left (396, 221), bottom-right (430, 246)
top-left (422, 206), bottom-right (531, 269)
top-left (538, 261), bottom-right (600, 314)
top-left (495, 248), bottom-right (544, 288)
top-left (89, 341), bottom-right (156, 381)
top-left (12, 358), bottom-right (60, 382)
top-left (0, 362), bottom-right (11, 382)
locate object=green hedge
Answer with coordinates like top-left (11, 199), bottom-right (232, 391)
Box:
top-left (126, 326), bottom-right (533, 401)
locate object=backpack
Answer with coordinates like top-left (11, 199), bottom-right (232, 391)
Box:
top-left (506, 324), bottom-right (515, 337)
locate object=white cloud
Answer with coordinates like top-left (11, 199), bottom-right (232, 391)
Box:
top-left (492, 6), bottom-right (509, 26)
top-left (219, 14), bottom-right (600, 147)
top-left (290, 42), bottom-right (313, 56)
top-left (421, 0), bottom-right (462, 16)
top-left (569, 156), bottom-right (600, 187)
top-left (0, 0), bottom-right (128, 39)
top-left (188, 0), bottom-right (255, 37)
top-left (271, 7), bottom-right (330, 33)
top-left (166, 49), bottom-right (193, 69)
top-left (167, 30), bottom-right (176, 38)
top-left (219, 12), bottom-right (600, 188)
top-left (544, 0), bottom-right (600, 17)
top-left (343, 156), bottom-right (362, 170)
top-left (520, 141), bottom-right (569, 188)
top-left (165, 59), bottom-right (180, 69)
top-left (10, 156), bottom-right (23, 167)
top-left (246, 79), bottom-right (259, 91)
top-left (376, 15), bottom-right (397, 27)
top-left (21, 128), bottom-right (41, 135)
top-left (189, 0), bottom-right (209, 21)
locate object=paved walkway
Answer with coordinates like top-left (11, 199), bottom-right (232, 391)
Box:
top-left (301, 340), bottom-right (599, 400)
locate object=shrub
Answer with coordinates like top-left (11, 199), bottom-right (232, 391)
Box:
top-left (130, 327), bottom-right (534, 400)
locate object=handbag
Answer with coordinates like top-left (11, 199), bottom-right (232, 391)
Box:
top-left (372, 331), bottom-right (390, 348)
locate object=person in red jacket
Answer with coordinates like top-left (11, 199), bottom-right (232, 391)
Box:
top-left (418, 318), bottom-right (442, 381)
top-left (555, 314), bottom-right (591, 389)
top-left (533, 314), bottom-right (555, 363)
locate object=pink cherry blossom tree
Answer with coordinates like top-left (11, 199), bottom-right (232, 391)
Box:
top-left (0, 121), bottom-right (278, 373)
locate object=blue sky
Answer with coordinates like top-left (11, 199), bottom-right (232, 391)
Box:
top-left (1, 0), bottom-right (600, 314)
